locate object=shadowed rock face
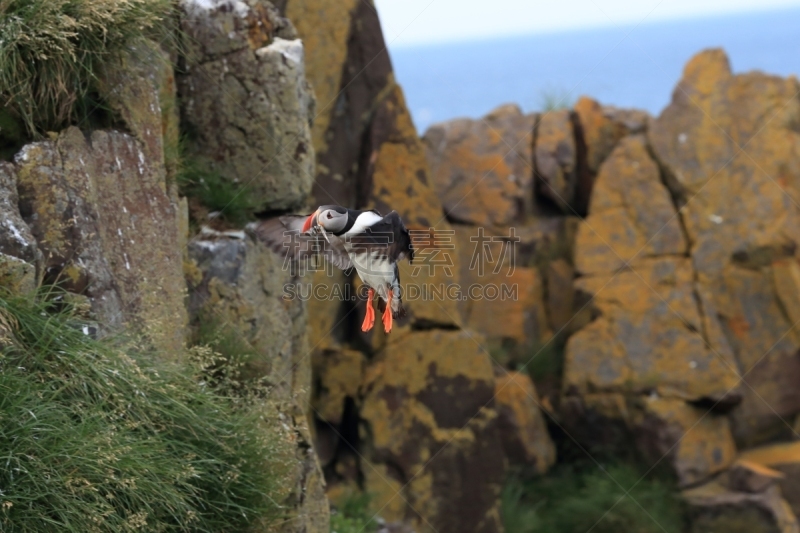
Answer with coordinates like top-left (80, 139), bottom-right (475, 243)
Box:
top-left (534, 109), bottom-right (577, 213)
top-left (685, 481), bottom-right (799, 533)
top-left (178, 0), bottom-right (315, 212)
top-left (300, 0), bottom-right (394, 210)
top-left (493, 371), bottom-right (556, 472)
top-left (632, 397), bottom-right (736, 487)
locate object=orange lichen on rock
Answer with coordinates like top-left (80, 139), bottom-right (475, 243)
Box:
top-left (573, 96), bottom-right (630, 174)
top-left (565, 257), bottom-right (740, 401)
top-left (367, 85), bottom-right (463, 327)
top-left (424, 104), bottom-right (536, 226)
top-left (574, 134), bottom-right (686, 275)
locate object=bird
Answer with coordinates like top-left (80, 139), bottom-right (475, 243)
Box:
top-left (250, 205), bottom-right (414, 333)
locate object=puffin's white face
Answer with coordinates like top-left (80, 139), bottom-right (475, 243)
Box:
top-left (317, 208), bottom-right (347, 233)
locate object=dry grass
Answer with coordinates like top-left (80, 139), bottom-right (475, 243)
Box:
top-left (0, 0), bottom-right (176, 135)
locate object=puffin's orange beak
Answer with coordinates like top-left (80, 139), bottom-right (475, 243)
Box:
top-left (301, 210), bottom-right (319, 233)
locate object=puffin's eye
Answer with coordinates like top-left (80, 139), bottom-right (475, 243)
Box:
top-left (327, 212), bottom-right (333, 219)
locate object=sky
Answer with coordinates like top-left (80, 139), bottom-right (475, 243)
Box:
top-left (373, 0), bottom-right (800, 47)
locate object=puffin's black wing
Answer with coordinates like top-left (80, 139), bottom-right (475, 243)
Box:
top-left (347, 211), bottom-right (414, 264)
top-left (249, 215), bottom-right (353, 271)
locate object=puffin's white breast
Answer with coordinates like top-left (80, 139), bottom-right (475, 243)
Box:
top-left (347, 248), bottom-right (395, 299)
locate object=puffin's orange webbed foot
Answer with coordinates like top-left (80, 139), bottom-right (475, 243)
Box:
top-left (382, 289), bottom-right (393, 333)
top-left (361, 288), bottom-right (376, 332)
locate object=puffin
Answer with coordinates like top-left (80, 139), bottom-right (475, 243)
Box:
top-left (251, 205), bottom-right (414, 333)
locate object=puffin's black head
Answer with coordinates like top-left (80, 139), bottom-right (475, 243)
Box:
top-left (302, 205), bottom-right (349, 235)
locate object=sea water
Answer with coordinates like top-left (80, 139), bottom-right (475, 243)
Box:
top-left (388, 7), bottom-right (800, 133)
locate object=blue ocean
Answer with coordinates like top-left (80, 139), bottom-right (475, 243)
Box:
top-left (388, 7), bottom-right (800, 133)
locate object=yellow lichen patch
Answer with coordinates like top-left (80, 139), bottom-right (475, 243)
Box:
top-left (733, 459), bottom-right (786, 480)
top-left (0, 254), bottom-right (36, 295)
top-left (362, 395), bottom-right (475, 457)
top-left (701, 262), bottom-right (800, 445)
top-left (359, 330), bottom-right (501, 529)
top-left (772, 260), bottom-right (800, 329)
top-left (466, 265), bottom-right (548, 344)
top-left (406, 470), bottom-right (437, 532)
top-left (650, 49), bottom-right (800, 279)
top-left (183, 259), bottom-right (203, 288)
top-left (361, 460), bottom-right (407, 524)
top-left (494, 371), bottom-right (556, 472)
top-left (395, 257), bottom-right (462, 329)
top-left (312, 348), bottom-right (364, 424)
top-left (370, 141), bottom-right (443, 229)
top-left (14, 143), bottom-right (68, 255)
top-left (285, 0), bottom-right (359, 155)
top-left (379, 330), bottom-right (494, 392)
top-left (739, 442), bottom-right (800, 468)
top-left (680, 48), bottom-right (733, 98)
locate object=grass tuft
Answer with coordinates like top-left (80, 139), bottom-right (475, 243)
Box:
top-left (0, 0), bottom-right (177, 136)
top-left (0, 289), bottom-right (292, 532)
top-left (177, 144), bottom-right (260, 227)
top-left (189, 312), bottom-right (267, 396)
top-left (501, 475), bottom-right (541, 533)
top-left (524, 335), bottom-right (566, 384)
top-left (330, 491), bottom-right (379, 533)
top-left (502, 463), bottom-right (685, 533)
top-left (538, 88), bottom-right (574, 113)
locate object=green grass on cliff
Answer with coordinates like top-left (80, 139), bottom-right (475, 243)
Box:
top-left (330, 492), bottom-right (379, 533)
top-left (0, 0), bottom-right (176, 136)
top-left (502, 464), bottom-right (685, 533)
top-left (538, 88), bottom-right (574, 112)
top-left (176, 142), bottom-right (261, 227)
top-left (0, 289), bottom-right (292, 532)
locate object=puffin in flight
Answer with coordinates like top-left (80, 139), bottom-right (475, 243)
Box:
top-left (251, 206), bottom-right (414, 333)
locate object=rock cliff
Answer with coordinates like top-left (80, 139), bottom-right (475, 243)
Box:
top-left (0, 1), bottom-right (328, 530)
top-left (421, 47), bottom-right (800, 531)
top-left (5, 0), bottom-right (800, 530)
